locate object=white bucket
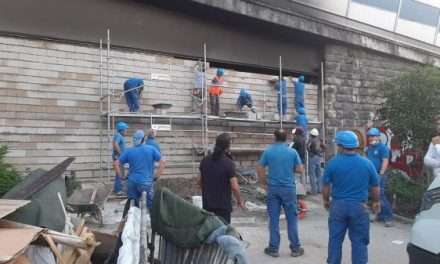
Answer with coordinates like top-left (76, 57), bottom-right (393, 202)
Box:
top-left (192, 196), bottom-right (203, 208)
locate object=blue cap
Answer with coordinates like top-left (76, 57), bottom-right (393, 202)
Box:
top-left (335, 131), bottom-right (359, 149)
top-left (133, 130), bottom-right (145, 146)
top-left (217, 68), bottom-right (225, 76)
top-left (297, 107), bottom-right (306, 115)
top-left (116, 122), bottom-right (129, 132)
top-left (367, 128), bottom-right (380, 137)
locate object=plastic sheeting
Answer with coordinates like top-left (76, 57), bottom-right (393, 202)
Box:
top-left (24, 246), bottom-right (56, 264)
top-left (117, 207), bottom-right (141, 264)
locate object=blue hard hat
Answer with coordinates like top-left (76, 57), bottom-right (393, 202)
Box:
top-left (299, 75), bottom-right (305, 82)
top-left (367, 128), bottom-right (380, 137)
top-left (133, 130), bottom-right (145, 146)
top-left (240, 88), bottom-right (246, 96)
top-left (116, 122), bottom-right (129, 132)
top-left (217, 68), bottom-right (225, 76)
top-left (335, 131), bottom-right (359, 149)
top-left (297, 107), bottom-right (306, 115)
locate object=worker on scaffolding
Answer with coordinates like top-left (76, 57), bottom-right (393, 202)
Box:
top-left (115, 130), bottom-right (165, 209)
top-left (123, 78), bottom-right (144, 112)
top-left (296, 107), bottom-right (308, 133)
top-left (113, 121), bottom-right (129, 194)
top-left (236, 88), bottom-right (256, 113)
top-left (192, 61), bottom-right (204, 114)
top-left (208, 68), bottom-right (225, 116)
top-left (293, 75), bottom-right (305, 109)
top-left (274, 78), bottom-right (288, 121)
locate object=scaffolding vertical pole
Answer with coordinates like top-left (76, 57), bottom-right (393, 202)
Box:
top-left (263, 92), bottom-right (266, 119)
top-left (99, 39), bottom-right (103, 180)
top-left (320, 61), bottom-right (326, 145)
top-left (201, 44), bottom-right (205, 153)
top-left (203, 43), bottom-right (209, 154)
top-left (279, 56), bottom-right (283, 129)
top-left (320, 61), bottom-right (327, 172)
top-left (106, 29), bottom-right (111, 181)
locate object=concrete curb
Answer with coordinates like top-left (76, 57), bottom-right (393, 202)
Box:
top-left (394, 214), bottom-right (415, 225)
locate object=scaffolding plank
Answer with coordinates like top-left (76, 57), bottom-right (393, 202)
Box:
top-left (0, 199), bottom-right (30, 219)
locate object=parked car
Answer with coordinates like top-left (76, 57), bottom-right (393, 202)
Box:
top-left (407, 176), bottom-right (440, 264)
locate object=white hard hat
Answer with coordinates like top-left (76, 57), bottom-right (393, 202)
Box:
top-left (292, 128), bottom-right (296, 135)
top-left (310, 128), bottom-right (319, 136)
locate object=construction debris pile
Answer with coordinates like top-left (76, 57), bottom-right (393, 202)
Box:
top-left (0, 158), bottom-right (104, 264)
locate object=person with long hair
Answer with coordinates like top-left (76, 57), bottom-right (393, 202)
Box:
top-left (199, 133), bottom-right (245, 224)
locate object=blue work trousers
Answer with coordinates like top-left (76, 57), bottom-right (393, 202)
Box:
top-left (294, 94), bottom-right (304, 109)
top-left (127, 181), bottom-right (154, 209)
top-left (308, 155), bottom-right (322, 194)
top-left (266, 186), bottom-right (301, 252)
top-left (378, 175), bottom-right (393, 221)
top-left (114, 175), bottom-right (123, 193)
top-left (328, 200), bottom-right (370, 264)
top-left (277, 97), bottom-right (287, 116)
top-left (124, 90), bottom-right (140, 112)
top-left (113, 162), bottom-right (126, 193)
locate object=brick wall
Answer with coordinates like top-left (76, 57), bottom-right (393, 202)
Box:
top-left (0, 36), bottom-right (320, 182)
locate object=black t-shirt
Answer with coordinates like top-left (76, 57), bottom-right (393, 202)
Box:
top-left (199, 154), bottom-right (235, 212)
top-left (292, 136), bottom-right (306, 161)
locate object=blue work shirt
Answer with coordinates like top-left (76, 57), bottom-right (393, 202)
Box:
top-left (145, 138), bottom-right (161, 153)
top-left (112, 132), bottom-right (126, 159)
top-left (259, 143), bottom-right (302, 188)
top-left (194, 69), bottom-right (204, 89)
top-left (294, 80), bottom-right (304, 97)
top-left (366, 143), bottom-right (390, 173)
top-left (323, 153), bottom-right (379, 202)
top-left (119, 145), bottom-right (161, 185)
top-left (124, 78), bottom-right (144, 94)
top-left (237, 93), bottom-right (253, 107)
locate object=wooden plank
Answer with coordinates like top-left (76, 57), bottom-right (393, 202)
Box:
top-left (3, 158), bottom-right (74, 199)
top-left (0, 199), bottom-right (30, 219)
top-left (42, 234), bottom-right (66, 264)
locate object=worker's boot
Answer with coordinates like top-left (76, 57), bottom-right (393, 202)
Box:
top-left (291, 247), bottom-right (304, 257)
top-left (264, 248), bottom-right (279, 258)
top-left (384, 220), bottom-right (395, 227)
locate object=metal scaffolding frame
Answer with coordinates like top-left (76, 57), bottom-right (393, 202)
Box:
top-left (98, 30), bottom-right (323, 182)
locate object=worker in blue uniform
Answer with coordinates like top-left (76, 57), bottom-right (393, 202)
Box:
top-left (294, 75), bottom-right (305, 109)
top-left (123, 78), bottom-right (144, 112)
top-left (145, 129), bottom-right (161, 153)
top-left (275, 78), bottom-right (288, 120)
top-left (323, 131), bottom-right (380, 264)
top-left (365, 127), bottom-right (393, 227)
top-left (113, 121), bottom-right (128, 193)
top-left (236, 88), bottom-right (256, 113)
top-left (115, 130), bottom-right (165, 209)
top-left (257, 129), bottom-right (305, 258)
top-left (295, 107), bottom-right (308, 133)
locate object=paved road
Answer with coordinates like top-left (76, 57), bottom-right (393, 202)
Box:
top-left (234, 196), bottom-right (411, 264)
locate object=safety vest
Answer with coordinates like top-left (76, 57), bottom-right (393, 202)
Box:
top-left (209, 76), bottom-right (224, 96)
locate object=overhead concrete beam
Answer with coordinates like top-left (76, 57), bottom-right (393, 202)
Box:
top-left (191, 0), bottom-right (440, 66)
